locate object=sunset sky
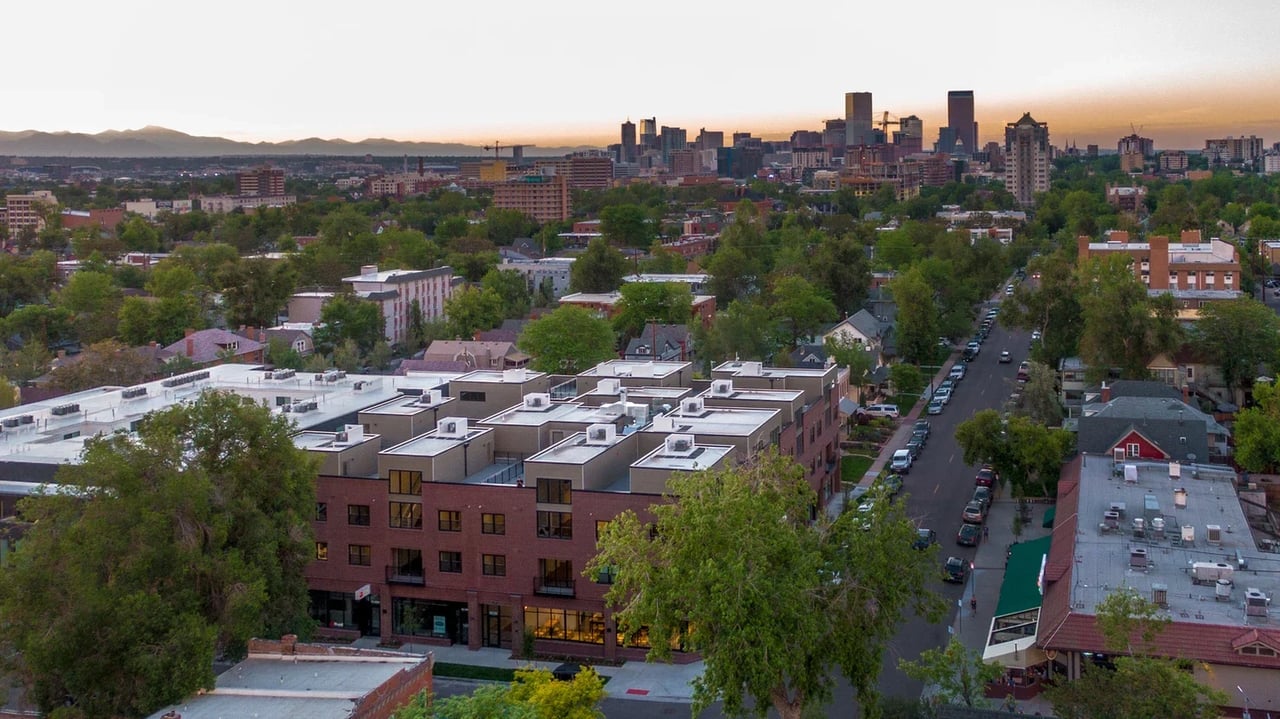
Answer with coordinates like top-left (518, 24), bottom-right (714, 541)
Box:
top-left (8, 0), bottom-right (1280, 150)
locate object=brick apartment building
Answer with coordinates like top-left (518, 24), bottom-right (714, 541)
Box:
top-left (1077, 230), bottom-right (1240, 292)
top-left (305, 359), bottom-right (846, 661)
top-left (3, 190), bottom-right (57, 240)
top-left (492, 174), bottom-right (571, 223)
top-left (342, 265), bottom-right (456, 347)
top-left (237, 166), bottom-right (286, 196)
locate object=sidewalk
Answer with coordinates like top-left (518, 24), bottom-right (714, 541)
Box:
top-left (349, 637), bottom-right (701, 703)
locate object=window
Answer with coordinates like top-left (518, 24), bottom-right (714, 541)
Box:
top-left (390, 502), bottom-right (423, 529)
top-left (391, 548), bottom-right (423, 578)
top-left (537, 511), bottom-right (572, 539)
top-left (438, 510), bottom-right (461, 532)
top-left (459, 390), bottom-right (486, 402)
top-left (347, 504), bottom-right (370, 526)
top-left (536, 478), bottom-right (572, 504)
top-left (482, 512), bottom-right (506, 535)
top-left (315, 502), bottom-right (328, 522)
top-left (389, 469), bottom-right (422, 495)
top-left (1126, 443), bottom-right (1141, 457)
top-left (482, 553), bottom-right (506, 576)
top-left (1185, 366), bottom-right (1194, 380)
top-left (348, 544), bottom-right (371, 566)
top-left (596, 565), bottom-right (617, 584)
top-left (316, 542), bottom-right (329, 561)
top-left (439, 551), bottom-right (462, 573)
top-left (523, 607), bottom-right (605, 644)
top-left (538, 558), bottom-right (573, 587)
top-left (596, 519), bottom-right (611, 541)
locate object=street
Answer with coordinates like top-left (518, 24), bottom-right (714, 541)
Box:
top-left (599, 302), bottom-right (1033, 718)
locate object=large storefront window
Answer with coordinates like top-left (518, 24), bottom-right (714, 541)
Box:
top-left (310, 589), bottom-right (354, 629)
top-left (393, 597), bottom-right (467, 643)
top-left (619, 622), bottom-right (690, 651)
top-left (524, 607), bottom-right (606, 644)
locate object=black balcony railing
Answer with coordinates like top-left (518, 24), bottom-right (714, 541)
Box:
top-left (386, 565), bottom-right (425, 586)
top-left (533, 577), bottom-right (575, 597)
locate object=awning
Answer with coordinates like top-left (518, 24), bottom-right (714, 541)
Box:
top-left (984, 635), bottom-right (1050, 669)
top-left (839, 398), bottom-right (860, 415)
top-left (1042, 506), bottom-right (1056, 528)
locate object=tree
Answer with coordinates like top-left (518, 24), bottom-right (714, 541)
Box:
top-left (443, 285), bottom-right (505, 339)
top-left (485, 208), bottom-right (537, 245)
top-left (1232, 380), bottom-right (1280, 472)
top-left (0, 391), bottom-right (318, 717)
top-left (45, 340), bottom-right (157, 392)
top-left (809, 233), bottom-right (871, 314)
top-left (1077, 255), bottom-right (1182, 382)
top-left (56, 269), bottom-right (122, 343)
top-left (0, 343), bottom-right (52, 384)
top-left (219, 258), bottom-right (298, 329)
top-left (890, 363), bottom-right (924, 400)
top-left (898, 637), bottom-right (1003, 709)
top-left (600, 204), bottom-right (652, 248)
top-left (768, 275), bottom-right (837, 350)
top-left (313, 294), bottom-right (383, 355)
top-left (587, 451), bottom-right (943, 719)
top-left (954, 410), bottom-right (1072, 498)
top-left (569, 238), bottom-right (627, 293)
top-left (518, 305), bottom-right (616, 374)
top-left (1019, 361), bottom-right (1064, 426)
top-left (611, 282), bottom-right (694, 342)
top-left (117, 215), bottom-right (162, 252)
top-left (889, 268), bottom-right (939, 365)
top-left (1192, 297), bottom-right (1280, 405)
top-left (705, 207), bottom-right (765, 305)
top-left (692, 299), bottom-right (779, 370)
top-left (1000, 249), bottom-right (1082, 368)
top-left (1045, 587), bottom-right (1228, 719)
top-left (481, 268), bottom-right (532, 320)
top-left (392, 667), bottom-right (605, 719)
top-left (825, 335), bottom-right (875, 401)
top-left (0, 375), bottom-right (18, 409)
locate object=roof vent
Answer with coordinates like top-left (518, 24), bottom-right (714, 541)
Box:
top-left (1129, 547), bottom-right (1149, 568)
top-left (1216, 579), bottom-right (1233, 601)
top-left (1152, 583), bottom-right (1168, 607)
top-left (1206, 524), bottom-right (1222, 546)
top-left (1173, 488), bottom-right (1188, 509)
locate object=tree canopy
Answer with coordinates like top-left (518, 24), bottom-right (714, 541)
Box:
top-left (569, 238), bottom-right (628, 294)
top-left (0, 391), bottom-right (319, 717)
top-left (1191, 297), bottom-right (1280, 404)
top-left (518, 305), bottom-right (616, 374)
top-left (587, 451), bottom-right (943, 719)
top-left (392, 667), bottom-right (605, 719)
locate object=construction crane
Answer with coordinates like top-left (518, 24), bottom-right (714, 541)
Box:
top-left (482, 141), bottom-right (535, 162)
top-left (877, 111), bottom-right (902, 136)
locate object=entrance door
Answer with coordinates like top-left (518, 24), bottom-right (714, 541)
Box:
top-left (353, 595), bottom-right (381, 636)
top-left (481, 604), bottom-right (510, 648)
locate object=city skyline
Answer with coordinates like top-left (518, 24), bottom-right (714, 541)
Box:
top-left (5, 0), bottom-right (1280, 151)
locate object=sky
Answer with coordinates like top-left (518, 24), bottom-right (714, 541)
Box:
top-left (7, 0), bottom-right (1280, 150)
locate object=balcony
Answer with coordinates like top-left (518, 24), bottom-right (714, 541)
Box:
top-left (386, 565), bottom-right (425, 586)
top-left (533, 577), bottom-right (575, 597)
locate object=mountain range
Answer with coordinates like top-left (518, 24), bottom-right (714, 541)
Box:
top-left (0, 126), bottom-right (598, 158)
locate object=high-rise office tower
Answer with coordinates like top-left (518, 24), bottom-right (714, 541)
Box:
top-left (620, 120), bottom-right (636, 163)
top-left (696, 128), bottom-right (724, 151)
top-left (660, 126), bottom-right (687, 164)
top-left (894, 115), bottom-right (924, 155)
top-left (639, 118), bottom-right (658, 151)
top-left (1004, 112), bottom-right (1050, 206)
top-left (947, 90), bottom-right (977, 158)
top-left (844, 91), bottom-right (873, 147)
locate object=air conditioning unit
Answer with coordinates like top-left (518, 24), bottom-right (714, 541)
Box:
top-left (1206, 524), bottom-right (1222, 546)
top-left (682, 398), bottom-right (704, 415)
top-left (524, 392), bottom-right (551, 409)
top-left (585, 424), bottom-right (615, 445)
top-left (710, 380), bottom-right (733, 397)
top-left (1245, 589), bottom-right (1270, 617)
top-left (334, 431), bottom-right (349, 444)
top-left (598, 378), bottom-right (621, 395)
top-left (438, 417), bottom-right (468, 438)
top-left (740, 361), bottom-right (763, 376)
top-left (665, 433), bottom-right (696, 456)
top-left (419, 389), bottom-right (443, 406)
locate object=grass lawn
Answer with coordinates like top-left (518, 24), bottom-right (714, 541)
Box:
top-left (841, 454), bottom-right (874, 482)
top-left (432, 663), bottom-right (517, 682)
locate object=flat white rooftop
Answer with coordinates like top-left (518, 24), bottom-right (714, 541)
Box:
top-left (642, 406), bottom-right (778, 438)
top-left (633, 439), bottom-right (734, 473)
top-left (578, 359), bottom-right (690, 380)
top-left (1073, 457), bottom-right (1280, 628)
top-left (480, 401), bottom-right (629, 428)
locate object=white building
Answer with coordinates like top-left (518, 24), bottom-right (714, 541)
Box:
top-left (342, 265), bottom-right (456, 347)
top-left (496, 257), bottom-right (576, 299)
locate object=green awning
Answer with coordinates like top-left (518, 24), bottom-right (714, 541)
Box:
top-left (994, 535), bottom-right (1052, 617)
top-left (1042, 505), bottom-right (1056, 528)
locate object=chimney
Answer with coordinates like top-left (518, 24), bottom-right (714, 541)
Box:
top-left (1101, 382), bottom-right (1111, 403)
top-left (186, 337), bottom-right (194, 357)
top-left (185, 328), bottom-right (196, 337)
top-left (360, 264), bottom-right (378, 276)
top-left (1182, 385), bottom-right (1190, 403)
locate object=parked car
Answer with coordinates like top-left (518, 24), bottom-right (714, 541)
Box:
top-left (913, 528), bottom-right (938, 550)
top-left (866, 403), bottom-right (900, 419)
top-left (1031, 330), bottom-right (1042, 341)
top-left (1005, 284), bottom-right (1015, 296)
top-left (878, 473), bottom-right (903, 496)
top-left (1017, 361), bottom-right (1030, 382)
top-left (948, 364), bottom-right (966, 381)
top-left (913, 419), bottom-right (931, 437)
top-left (972, 486), bottom-right (992, 510)
top-left (962, 501), bottom-right (987, 524)
top-left (938, 378), bottom-right (955, 393)
top-left (910, 428), bottom-right (929, 447)
top-left (890, 449), bottom-right (913, 473)
top-left (944, 556), bottom-right (970, 583)
top-left (933, 387), bottom-right (952, 405)
top-left (957, 523), bottom-right (982, 547)
top-left (906, 437), bottom-right (924, 459)
top-left (975, 466), bottom-right (998, 487)
top-left (927, 398), bottom-right (945, 415)
top-left (999, 350), bottom-right (1012, 363)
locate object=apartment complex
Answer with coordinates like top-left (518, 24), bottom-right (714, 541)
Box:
top-left (342, 264), bottom-right (456, 347)
top-left (3, 190), bottom-right (57, 240)
top-left (237, 166), bottom-right (286, 196)
top-left (492, 174), bottom-right (571, 223)
top-left (1077, 230), bottom-right (1240, 293)
top-left (1205, 136), bottom-right (1265, 166)
top-left (305, 359), bottom-right (846, 660)
top-left (532, 157), bottom-right (614, 191)
top-left (1004, 113), bottom-right (1050, 206)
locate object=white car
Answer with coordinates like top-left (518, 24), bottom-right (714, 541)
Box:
top-left (1031, 330), bottom-right (1042, 341)
top-left (933, 387), bottom-right (952, 405)
top-left (890, 449), bottom-right (913, 473)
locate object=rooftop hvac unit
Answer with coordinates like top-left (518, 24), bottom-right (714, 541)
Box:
top-left (740, 361), bottom-right (763, 376)
top-left (1173, 488), bottom-right (1188, 509)
top-left (1245, 589), bottom-right (1270, 617)
top-left (1113, 448), bottom-right (1127, 464)
top-left (1129, 547), bottom-right (1149, 568)
top-left (291, 402), bottom-right (311, 413)
top-left (1, 418), bottom-right (18, 428)
top-left (51, 403), bottom-right (80, 416)
top-left (19, 414), bottom-right (32, 424)
top-left (710, 379), bottom-right (733, 397)
top-left (665, 433), bottom-right (696, 456)
top-left (1191, 561), bottom-right (1233, 585)
top-left (121, 386), bottom-right (148, 400)
top-left (334, 431), bottom-right (349, 444)
top-left (1169, 461), bottom-right (1181, 480)
top-left (438, 417), bottom-right (468, 438)
top-left (597, 378), bottom-right (621, 395)
top-left (585, 424), bottom-right (616, 445)
top-left (419, 389), bottom-right (443, 406)
top-left (502, 368), bottom-right (528, 383)
top-left (1151, 516), bottom-right (1165, 534)
top-left (1124, 464), bottom-right (1138, 484)
top-left (1216, 579), bottom-right (1233, 601)
top-left (1206, 524), bottom-right (1222, 546)
top-left (353, 381), bottom-right (366, 391)
top-left (1152, 583), bottom-right (1168, 607)
top-left (682, 398), bottom-right (704, 415)
top-left (1181, 525), bottom-right (1195, 545)
top-left (524, 393), bottom-right (551, 409)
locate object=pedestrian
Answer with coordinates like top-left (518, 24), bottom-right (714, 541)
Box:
top-left (970, 596), bottom-right (978, 616)
top-left (983, 525), bottom-right (990, 540)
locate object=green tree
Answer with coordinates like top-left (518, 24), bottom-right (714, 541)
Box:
top-left (768, 275), bottom-right (837, 350)
top-left (0, 391), bottom-right (318, 717)
top-left (0, 375), bottom-right (19, 409)
top-left (392, 667), bottom-right (605, 719)
top-left (587, 451), bottom-right (942, 719)
top-left (481, 268), bottom-right (532, 320)
top-left (56, 269), bottom-right (122, 343)
top-left (692, 299), bottom-right (779, 370)
top-left (485, 208), bottom-right (537, 245)
top-left (118, 215), bottom-right (162, 252)
top-left (890, 362), bottom-right (925, 400)
top-left (569, 238), bottom-right (627, 293)
top-left (219, 258), bottom-right (298, 329)
top-left (611, 282), bottom-right (693, 342)
top-left (954, 410), bottom-right (1072, 497)
top-left (46, 340), bottom-right (158, 392)
top-left (1192, 297), bottom-right (1280, 405)
top-left (313, 294), bottom-right (383, 355)
top-left (825, 334), bottom-right (876, 401)
top-left (889, 267), bottom-right (939, 365)
top-left (0, 342), bottom-right (53, 384)
top-left (443, 285), bottom-right (506, 339)
top-left (898, 637), bottom-right (1003, 709)
top-left (518, 305), bottom-right (617, 374)
top-left (1000, 249), bottom-right (1082, 368)
top-left (1077, 256), bottom-right (1182, 382)
top-left (705, 206), bottom-right (765, 305)
top-left (1233, 380), bottom-right (1280, 472)
top-left (1019, 361), bottom-right (1065, 426)
top-left (435, 214), bottom-right (470, 241)
top-left (809, 233), bottom-right (871, 314)
top-left (600, 204), bottom-right (652, 248)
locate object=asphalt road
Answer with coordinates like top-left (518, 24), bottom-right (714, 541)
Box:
top-left (590, 300), bottom-right (1034, 719)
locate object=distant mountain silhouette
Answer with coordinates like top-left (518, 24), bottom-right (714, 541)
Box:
top-left (0, 126), bottom-right (597, 158)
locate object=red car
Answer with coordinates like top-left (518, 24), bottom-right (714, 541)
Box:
top-left (975, 466), bottom-right (997, 487)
